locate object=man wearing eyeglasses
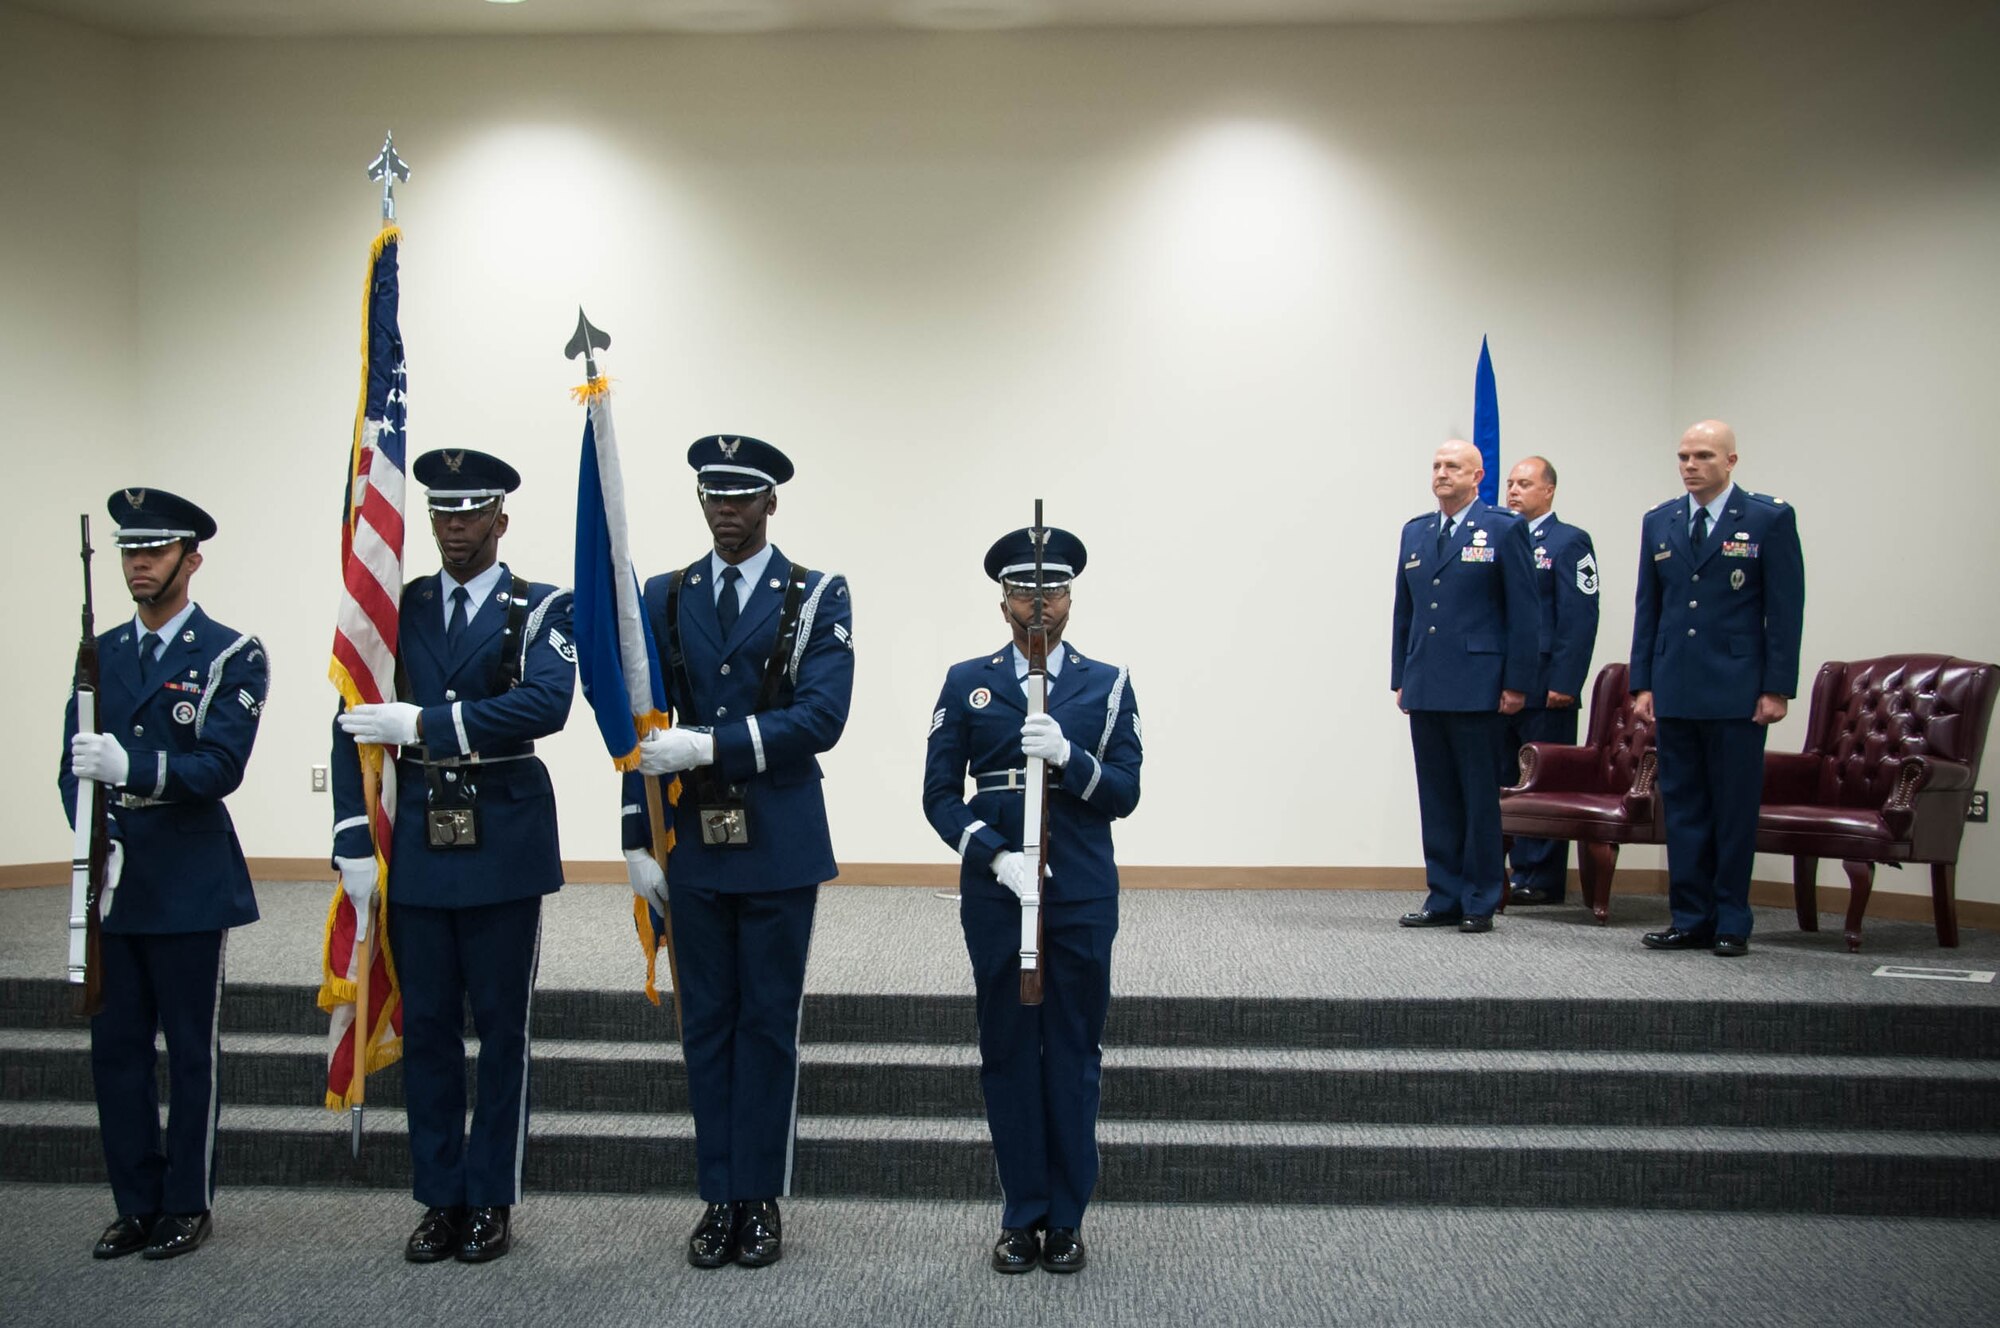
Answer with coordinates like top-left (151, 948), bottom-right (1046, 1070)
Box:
top-left (622, 435), bottom-right (854, 1270)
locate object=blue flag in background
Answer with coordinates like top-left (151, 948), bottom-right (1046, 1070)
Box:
top-left (1473, 336), bottom-right (1500, 505)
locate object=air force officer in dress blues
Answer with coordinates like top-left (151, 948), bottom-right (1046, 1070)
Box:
top-left (1393, 440), bottom-right (1537, 932)
top-left (1501, 457), bottom-right (1600, 906)
top-left (62, 489), bottom-right (266, 1261)
top-left (332, 449), bottom-right (577, 1264)
top-left (1631, 421), bottom-right (1804, 958)
top-left (922, 527), bottom-right (1142, 1276)
top-left (621, 435), bottom-right (853, 1271)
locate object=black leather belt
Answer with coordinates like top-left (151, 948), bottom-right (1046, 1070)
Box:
top-left (399, 742), bottom-right (536, 766)
top-left (973, 768), bottom-right (1029, 793)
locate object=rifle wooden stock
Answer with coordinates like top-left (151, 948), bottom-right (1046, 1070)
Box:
top-left (68, 515), bottom-right (108, 1019)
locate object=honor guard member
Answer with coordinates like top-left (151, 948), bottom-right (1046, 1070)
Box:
top-left (921, 528), bottom-right (1142, 1276)
top-left (621, 435), bottom-right (853, 1270)
top-left (1500, 457), bottom-right (1600, 905)
top-left (331, 449), bottom-right (576, 1263)
top-left (1392, 440), bottom-right (1537, 932)
top-left (1630, 421), bottom-right (1804, 957)
top-left (61, 489), bottom-right (267, 1260)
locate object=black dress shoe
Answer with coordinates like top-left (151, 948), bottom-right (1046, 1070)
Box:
top-left (1641, 927), bottom-right (1713, 950)
top-left (1713, 934), bottom-right (1750, 957)
top-left (1399, 909), bottom-right (1463, 928)
top-left (687, 1202), bottom-right (740, 1269)
top-left (735, 1199), bottom-right (782, 1267)
top-left (1041, 1227), bottom-right (1086, 1274)
top-left (456, 1205), bottom-right (511, 1263)
top-left (1459, 915), bottom-right (1494, 933)
top-left (992, 1227), bottom-right (1040, 1274)
top-left (141, 1211), bottom-right (210, 1260)
top-left (404, 1205), bottom-right (466, 1263)
top-left (92, 1214), bottom-right (155, 1260)
top-left (1508, 886), bottom-right (1561, 906)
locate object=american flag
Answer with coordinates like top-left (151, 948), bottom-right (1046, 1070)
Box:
top-left (319, 224), bottom-right (407, 1106)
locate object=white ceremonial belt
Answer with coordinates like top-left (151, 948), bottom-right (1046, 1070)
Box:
top-left (973, 768), bottom-right (1030, 793)
top-left (113, 793), bottom-right (168, 809)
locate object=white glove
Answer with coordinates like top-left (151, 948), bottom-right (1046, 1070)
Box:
top-left (337, 702), bottom-right (422, 747)
top-left (71, 733), bottom-right (131, 787)
top-left (625, 847), bottom-right (669, 914)
top-left (637, 728), bottom-right (716, 776)
top-left (1020, 713), bottom-right (1071, 767)
top-left (992, 851), bottom-right (1032, 900)
top-left (99, 841), bottom-right (124, 921)
top-left (335, 856), bottom-right (380, 942)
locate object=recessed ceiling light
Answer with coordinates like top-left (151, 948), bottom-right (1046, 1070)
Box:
top-left (639, 1), bottom-right (794, 33)
top-left (485, 0), bottom-right (530, 7)
top-left (896, 0), bottom-right (1049, 31)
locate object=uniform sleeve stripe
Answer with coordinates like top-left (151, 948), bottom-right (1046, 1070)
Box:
top-left (956, 820), bottom-right (987, 858)
top-left (748, 716), bottom-right (767, 774)
top-left (333, 815), bottom-right (369, 836)
top-left (152, 752), bottom-right (168, 798)
top-left (451, 701), bottom-right (470, 754)
top-left (1078, 750), bottom-right (1102, 801)
top-left (621, 803), bottom-right (641, 817)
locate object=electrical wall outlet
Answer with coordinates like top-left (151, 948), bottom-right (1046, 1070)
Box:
top-left (311, 765), bottom-right (328, 793)
top-left (1969, 790), bottom-right (1988, 824)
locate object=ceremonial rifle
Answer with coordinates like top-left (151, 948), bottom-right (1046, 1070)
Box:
top-left (1019, 501), bottom-right (1050, 1006)
top-left (68, 516), bottom-right (109, 1018)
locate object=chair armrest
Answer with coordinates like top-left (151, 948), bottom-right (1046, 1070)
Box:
top-left (1509, 743), bottom-right (1600, 794)
top-left (1761, 751), bottom-right (1821, 804)
top-left (1884, 755), bottom-right (1975, 838)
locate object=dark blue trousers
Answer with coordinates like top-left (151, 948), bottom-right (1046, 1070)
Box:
top-left (670, 882), bottom-right (819, 1202)
top-left (1411, 710), bottom-right (1508, 919)
top-left (388, 895), bottom-right (542, 1208)
top-left (1655, 716), bottom-right (1768, 939)
top-left (91, 929), bottom-right (228, 1217)
top-left (961, 890), bottom-right (1118, 1232)
top-left (1502, 705), bottom-right (1581, 897)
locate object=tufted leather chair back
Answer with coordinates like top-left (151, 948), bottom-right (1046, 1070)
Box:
top-left (1802, 656), bottom-right (2000, 808)
top-left (1583, 662), bottom-right (1656, 793)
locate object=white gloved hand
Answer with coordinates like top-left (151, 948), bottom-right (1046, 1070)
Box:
top-left (337, 702), bottom-right (422, 747)
top-left (335, 855), bottom-right (380, 941)
top-left (991, 850), bottom-right (1033, 900)
top-left (625, 847), bottom-right (669, 914)
top-left (636, 728), bottom-right (717, 776)
top-left (71, 733), bottom-right (131, 787)
top-left (1020, 713), bottom-right (1071, 767)
top-left (99, 841), bottom-right (125, 921)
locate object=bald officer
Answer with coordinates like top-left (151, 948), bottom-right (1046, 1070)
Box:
top-left (923, 526), bottom-right (1141, 1275)
top-left (1393, 440), bottom-right (1537, 932)
top-left (1631, 420), bottom-right (1804, 957)
top-left (333, 448), bottom-right (577, 1263)
top-left (622, 435), bottom-right (853, 1270)
top-left (1500, 456), bottom-right (1600, 906)
top-left (61, 488), bottom-right (267, 1261)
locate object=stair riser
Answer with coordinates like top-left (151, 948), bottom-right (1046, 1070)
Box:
top-left (7, 1052), bottom-right (1997, 1132)
top-left (5, 1125), bottom-right (1995, 1217)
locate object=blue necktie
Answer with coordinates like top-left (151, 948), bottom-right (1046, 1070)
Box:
top-left (446, 586), bottom-right (469, 653)
top-left (138, 632), bottom-right (160, 670)
top-left (717, 566), bottom-right (742, 637)
top-left (1436, 515), bottom-right (1451, 553)
top-left (1692, 506), bottom-right (1710, 548)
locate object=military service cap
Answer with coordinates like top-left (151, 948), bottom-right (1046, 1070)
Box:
top-left (984, 526), bottom-right (1087, 588)
top-left (688, 435), bottom-right (793, 497)
top-left (107, 487), bottom-right (217, 548)
top-left (413, 449), bottom-right (521, 512)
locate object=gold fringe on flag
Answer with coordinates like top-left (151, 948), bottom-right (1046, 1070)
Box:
top-left (571, 375), bottom-right (613, 404)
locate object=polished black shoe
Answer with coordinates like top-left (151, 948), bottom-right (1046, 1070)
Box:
top-left (404, 1205), bottom-right (466, 1263)
top-left (992, 1227), bottom-right (1040, 1274)
top-left (92, 1214), bottom-right (155, 1260)
top-left (1459, 915), bottom-right (1494, 933)
top-left (1508, 886), bottom-right (1561, 906)
top-left (141, 1211), bottom-right (211, 1260)
top-left (1713, 934), bottom-right (1750, 957)
top-left (735, 1199), bottom-right (782, 1268)
top-left (687, 1202), bottom-right (740, 1269)
top-left (1399, 909), bottom-right (1463, 928)
top-left (1041, 1227), bottom-right (1086, 1273)
top-left (456, 1205), bottom-right (512, 1263)
top-left (1641, 927), bottom-right (1713, 951)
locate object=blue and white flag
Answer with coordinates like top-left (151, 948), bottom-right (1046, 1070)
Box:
top-left (1473, 335), bottom-right (1500, 505)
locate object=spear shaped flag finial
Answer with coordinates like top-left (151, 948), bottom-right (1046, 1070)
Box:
top-left (366, 131), bottom-right (411, 223)
top-left (565, 307), bottom-right (612, 381)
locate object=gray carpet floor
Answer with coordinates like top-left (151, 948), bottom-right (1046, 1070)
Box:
top-left (1, 881), bottom-right (1994, 1004)
top-left (2, 1183), bottom-right (1995, 1328)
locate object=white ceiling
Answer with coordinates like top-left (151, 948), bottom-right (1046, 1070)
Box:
top-left (12, 0), bottom-right (1718, 39)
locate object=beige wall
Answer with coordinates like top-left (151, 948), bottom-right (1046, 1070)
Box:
top-left (3, 2), bottom-right (1994, 902)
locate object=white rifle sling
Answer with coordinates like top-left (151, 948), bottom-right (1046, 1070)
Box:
top-left (67, 690), bottom-right (98, 984)
top-left (1018, 670), bottom-right (1046, 975)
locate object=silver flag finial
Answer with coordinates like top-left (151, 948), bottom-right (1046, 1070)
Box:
top-left (564, 307), bottom-right (612, 380)
top-left (366, 131), bottom-right (411, 223)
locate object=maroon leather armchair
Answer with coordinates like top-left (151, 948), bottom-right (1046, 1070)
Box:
top-left (1500, 663), bottom-right (1662, 924)
top-left (1756, 655), bottom-right (1997, 951)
